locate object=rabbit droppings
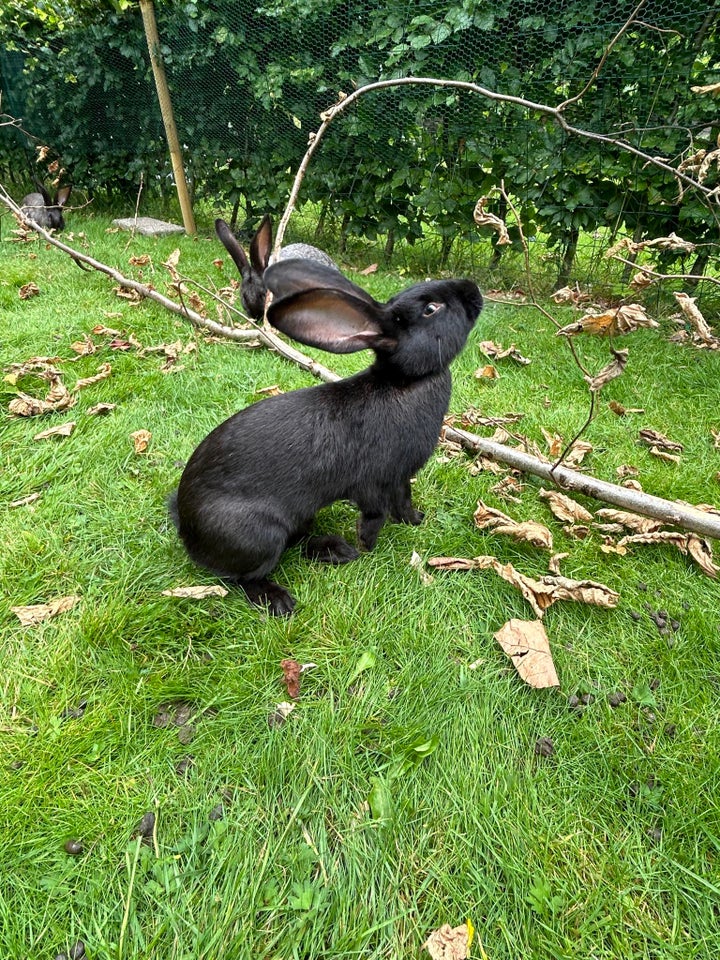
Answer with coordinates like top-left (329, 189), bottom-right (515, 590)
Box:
top-left (170, 257), bottom-right (482, 616)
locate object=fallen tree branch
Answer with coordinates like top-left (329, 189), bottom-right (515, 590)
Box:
top-left (444, 425), bottom-right (720, 541)
top-left (0, 185), bottom-right (340, 384)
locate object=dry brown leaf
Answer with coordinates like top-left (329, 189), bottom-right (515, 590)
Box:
top-left (541, 428), bottom-right (564, 459)
top-left (163, 248), bottom-right (182, 281)
top-left (268, 701), bottom-right (296, 728)
top-left (691, 81), bottom-right (720, 94)
top-left (360, 263), bottom-right (378, 275)
top-left (130, 429), bottom-right (152, 454)
top-left (474, 501), bottom-right (553, 550)
top-left (673, 292), bottom-right (716, 343)
top-left (551, 284), bottom-right (591, 305)
top-left (490, 476), bottom-right (525, 503)
top-left (93, 323), bottom-right (122, 336)
top-left (34, 421), bottom-right (76, 441)
top-left (639, 428), bottom-right (683, 452)
top-left (428, 555), bottom-right (619, 617)
top-left (474, 364), bottom-right (499, 380)
top-left (87, 402), bottom-right (117, 416)
top-left (10, 493), bottom-right (41, 508)
top-left (606, 233), bottom-right (696, 257)
top-left (630, 270), bottom-right (653, 290)
top-left (256, 385), bottom-right (283, 397)
top-left (423, 922), bottom-right (473, 960)
top-left (617, 464), bottom-right (640, 478)
top-left (19, 281), bottom-right (40, 300)
top-left (539, 489), bottom-right (593, 523)
top-left (712, 429), bottom-right (720, 450)
top-left (649, 446), bottom-right (681, 464)
top-left (563, 439), bottom-right (594, 468)
top-left (8, 372), bottom-right (75, 417)
top-left (12, 595), bottom-right (81, 626)
top-left (457, 409), bottom-right (525, 428)
top-left (113, 285), bottom-right (143, 303)
top-left (617, 531), bottom-right (718, 578)
top-left (622, 478), bottom-right (643, 492)
top-left (129, 254), bottom-right (151, 267)
top-left (479, 340), bottom-right (531, 365)
top-left (548, 552), bottom-right (569, 574)
top-left (281, 659), bottom-right (302, 700)
top-left (585, 349), bottom-right (628, 392)
top-left (73, 363), bottom-right (112, 391)
top-left (494, 619), bottom-right (560, 688)
top-left (601, 542), bottom-right (628, 556)
top-left (70, 336), bottom-right (97, 356)
top-left (473, 196), bottom-right (511, 245)
top-left (410, 551), bottom-right (434, 585)
top-left (557, 303), bottom-right (659, 337)
top-left (162, 585), bottom-right (229, 599)
top-left (594, 508), bottom-right (664, 534)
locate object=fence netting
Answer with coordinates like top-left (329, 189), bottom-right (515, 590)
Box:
top-left (1, 0), bottom-right (718, 285)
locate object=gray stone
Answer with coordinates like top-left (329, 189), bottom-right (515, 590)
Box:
top-left (112, 216), bottom-right (185, 237)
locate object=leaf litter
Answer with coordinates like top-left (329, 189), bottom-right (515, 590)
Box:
top-left (494, 619), bottom-right (560, 689)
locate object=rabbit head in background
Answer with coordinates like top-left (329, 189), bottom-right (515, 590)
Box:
top-left (215, 214), bottom-right (338, 320)
top-left (20, 183), bottom-right (72, 231)
top-left (170, 257), bottom-right (483, 616)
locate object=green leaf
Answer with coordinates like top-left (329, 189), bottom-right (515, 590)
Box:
top-left (368, 777), bottom-right (393, 820)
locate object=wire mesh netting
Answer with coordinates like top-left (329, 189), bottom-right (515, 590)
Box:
top-left (1, 0), bottom-right (718, 284)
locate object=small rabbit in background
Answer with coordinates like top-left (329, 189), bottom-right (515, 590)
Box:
top-left (169, 257), bottom-right (483, 616)
top-left (215, 214), bottom-right (338, 320)
top-left (20, 182), bottom-right (72, 231)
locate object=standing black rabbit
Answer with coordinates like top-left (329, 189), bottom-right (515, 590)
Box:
top-left (215, 214), bottom-right (337, 320)
top-left (170, 259), bottom-right (482, 616)
top-left (20, 183), bottom-right (72, 231)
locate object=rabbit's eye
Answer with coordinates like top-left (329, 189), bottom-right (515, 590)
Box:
top-left (422, 302), bottom-right (443, 317)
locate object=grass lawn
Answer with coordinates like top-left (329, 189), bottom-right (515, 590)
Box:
top-left (1, 214), bottom-right (719, 959)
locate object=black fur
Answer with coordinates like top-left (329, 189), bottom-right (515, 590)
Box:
top-left (215, 214), bottom-right (337, 320)
top-left (20, 183), bottom-right (71, 231)
top-left (171, 259), bottom-right (482, 616)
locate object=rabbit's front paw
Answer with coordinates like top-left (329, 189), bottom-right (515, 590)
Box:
top-left (304, 535), bottom-right (360, 564)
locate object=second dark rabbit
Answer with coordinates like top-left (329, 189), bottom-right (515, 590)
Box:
top-left (20, 183), bottom-right (72, 231)
top-left (215, 214), bottom-right (337, 320)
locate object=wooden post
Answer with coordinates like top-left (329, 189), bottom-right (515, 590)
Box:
top-left (139, 0), bottom-right (196, 235)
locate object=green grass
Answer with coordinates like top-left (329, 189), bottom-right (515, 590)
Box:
top-left (1, 213), bottom-right (720, 959)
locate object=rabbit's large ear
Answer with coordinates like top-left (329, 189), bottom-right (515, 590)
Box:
top-left (35, 182), bottom-right (52, 205)
top-left (249, 214), bottom-right (273, 273)
top-left (265, 258), bottom-right (377, 305)
top-left (55, 185), bottom-right (71, 207)
top-left (215, 218), bottom-right (251, 276)
top-left (268, 288), bottom-right (395, 355)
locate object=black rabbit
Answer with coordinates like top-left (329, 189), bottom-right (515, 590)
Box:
top-left (169, 259), bottom-right (482, 616)
top-left (215, 214), bottom-right (337, 320)
top-left (20, 183), bottom-right (71, 231)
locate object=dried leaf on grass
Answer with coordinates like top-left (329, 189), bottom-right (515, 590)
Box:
top-left (410, 551), bottom-right (434, 585)
top-left (423, 921), bottom-right (474, 960)
top-left (606, 233), bottom-right (696, 257)
top-left (649, 447), bottom-right (681, 464)
top-left (548, 552), bottom-right (569, 574)
top-left (130, 429), bottom-right (152, 454)
top-left (639, 428), bottom-right (683, 453)
top-left (617, 531), bottom-right (718, 578)
top-left (474, 364), bottom-right (499, 380)
top-left (162, 585), bottom-right (229, 599)
top-left (73, 362), bottom-right (112, 391)
top-left (12, 595), bottom-right (81, 626)
top-left (19, 281), bottom-right (41, 300)
top-left (8, 372), bottom-right (75, 417)
top-left (594, 508), bottom-right (663, 534)
top-left (69, 336), bottom-right (97, 356)
top-left (494, 619), bottom-right (560, 688)
top-left (474, 501), bottom-right (553, 550)
top-left (479, 340), bottom-right (531, 365)
top-left (557, 303), bottom-right (659, 337)
top-left (268, 701), bottom-right (295, 728)
top-left (9, 493), bottom-right (41, 508)
top-left (34, 421), bottom-right (75, 441)
top-left (473, 195), bottom-right (511, 245)
top-left (87, 402), bottom-right (117, 416)
top-left (552, 284), bottom-right (591, 305)
top-left (428, 555), bottom-right (619, 618)
top-left (538, 489), bottom-right (593, 523)
top-left (281, 659), bottom-right (302, 700)
top-left (609, 401), bottom-right (645, 416)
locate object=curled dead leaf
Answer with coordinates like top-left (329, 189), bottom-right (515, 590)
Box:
top-left (129, 254), bottom-right (151, 267)
top-left (73, 363), bottom-right (112, 391)
top-left (639, 428), bottom-right (683, 453)
top-left (87, 402), bottom-right (117, 416)
top-left (548, 552), bottom-right (569, 574)
top-left (473, 195), bottom-right (511, 245)
top-left (673, 292), bottom-right (716, 343)
top-left (19, 281), bottom-right (40, 300)
top-left (479, 340), bottom-right (531, 365)
top-left (70, 336), bottom-right (97, 356)
top-left (410, 551), bottom-right (434, 585)
top-left (594, 508), bottom-right (663, 534)
top-left (10, 493), bottom-right (41, 508)
top-left (539, 489), bottom-right (593, 524)
top-left (494, 619), bottom-right (560, 689)
top-left (423, 922), bottom-right (474, 960)
top-left (474, 364), bottom-right (499, 380)
top-left (557, 303), bottom-right (659, 337)
top-left (130, 429), bottom-right (152, 454)
top-left (428, 555), bottom-right (619, 618)
top-left (162, 585), bottom-right (229, 599)
top-left (584, 349), bottom-right (628, 392)
top-left (12, 595), bottom-right (81, 626)
top-left (474, 501), bottom-right (553, 550)
top-left (33, 421), bottom-right (76, 441)
top-left (617, 531), bottom-right (718, 578)
top-left (8, 371), bottom-right (75, 417)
